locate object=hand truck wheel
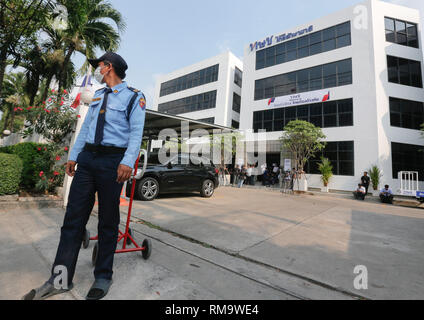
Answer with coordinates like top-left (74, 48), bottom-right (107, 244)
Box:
top-left (92, 242), bottom-right (98, 267)
top-left (82, 229), bottom-right (90, 249)
top-left (141, 238), bottom-right (152, 260)
top-left (126, 228), bottom-right (132, 246)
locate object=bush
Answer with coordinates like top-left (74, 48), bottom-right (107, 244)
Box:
top-left (0, 142), bottom-right (45, 190)
top-left (0, 142), bottom-right (67, 192)
top-left (0, 153), bottom-right (23, 195)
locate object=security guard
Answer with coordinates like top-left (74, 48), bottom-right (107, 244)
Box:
top-left (23, 52), bottom-right (146, 300)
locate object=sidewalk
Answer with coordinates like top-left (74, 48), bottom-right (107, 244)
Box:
top-left (0, 206), bottom-right (353, 300)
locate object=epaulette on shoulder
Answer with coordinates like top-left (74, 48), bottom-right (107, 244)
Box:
top-left (127, 86), bottom-right (141, 93)
top-left (95, 87), bottom-right (106, 93)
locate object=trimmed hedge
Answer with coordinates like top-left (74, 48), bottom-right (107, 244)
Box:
top-left (0, 153), bottom-right (23, 195)
top-left (0, 142), bottom-right (47, 190)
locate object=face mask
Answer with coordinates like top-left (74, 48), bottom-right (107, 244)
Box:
top-left (94, 66), bottom-right (105, 84)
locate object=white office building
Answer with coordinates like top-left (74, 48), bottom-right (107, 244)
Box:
top-left (240, 0), bottom-right (424, 192)
top-left (153, 51), bottom-right (243, 129)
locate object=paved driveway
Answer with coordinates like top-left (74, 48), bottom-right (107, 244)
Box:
top-left (129, 186), bottom-right (424, 299)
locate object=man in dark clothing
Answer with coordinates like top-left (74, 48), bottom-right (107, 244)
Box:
top-left (361, 172), bottom-right (371, 195)
top-left (380, 185), bottom-right (394, 204)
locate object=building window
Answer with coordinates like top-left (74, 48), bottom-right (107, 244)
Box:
top-left (158, 91), bottom-right (217, 115)
top-left (255, 21), bottom-right (351, 70)
top-left (198, 117), bottom-right (215, 124)
top-left (390, 97), bottom-right (424, 130)
top-left (234, 67), bottom-right (242, 87)
top-left (387, 55), bottom-right (423, 88)
top-left (305, 141), bottom-right (354, 176)
top-left (252, 98), bottom-right (353, 132)
top-left (160, 64), bottom-right (219, 97)
top-left (254, 59), bottom-right (352, 101)
top-left (385, 17), bottom-right (419, 48)
top-left (392, 142), bottom-right (424, 180)
top-left (232, 93), bottom-right (241, 113)
top-left (231, 120), bottom-right (239, 129)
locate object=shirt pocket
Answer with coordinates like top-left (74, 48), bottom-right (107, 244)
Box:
top-left (107, 103), bottom-right (127, 124)
top-left (89, 101), bottom-right (101, 120)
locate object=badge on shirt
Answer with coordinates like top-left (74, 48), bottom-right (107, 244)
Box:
top-left (139, 97), bottom-right (146, 110)
top-left (92, 97), bottom-right (101, 102)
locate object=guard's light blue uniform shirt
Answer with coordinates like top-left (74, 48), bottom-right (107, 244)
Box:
top-left (69, 82), bottom-right (146, 169)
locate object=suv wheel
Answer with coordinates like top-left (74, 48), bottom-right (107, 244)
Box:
top-left (138, 177), bottom-right (159, 201)
top-left (200, 179), bottom-right (215, 198)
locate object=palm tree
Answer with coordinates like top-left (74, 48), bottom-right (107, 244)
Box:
top-left (1, 72), bottom-right (29, 133)
top-left (55, 0), bottom-right (126, 90)
top-left (0, 0), bottom-right (52, 100)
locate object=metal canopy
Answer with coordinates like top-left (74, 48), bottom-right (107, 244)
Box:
top-left (142, 109), bottom-right (235, 140)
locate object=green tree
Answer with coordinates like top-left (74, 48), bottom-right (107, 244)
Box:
top-left (1, 72), bottom-right (28, 133)
top-left (55, 0), bottom-right (126, 90)
top-left (0, 0), bottom-right (52, 99)
top-left (279, 120), bottom-right (326, 173)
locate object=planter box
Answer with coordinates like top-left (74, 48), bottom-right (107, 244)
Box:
top-left (321, 186), bottom-right (329, 193)
top-left (56, 187), bottom-right (64, 197)
top-left (294, 176), bottom-right (308, 192)
top-left (0, 194), bottom-right (19, 201)
top-left (372, 190), bottom-right (380, 197)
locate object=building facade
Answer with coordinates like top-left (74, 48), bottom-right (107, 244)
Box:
top-left (240, 0), bottom-right (424, 192)
top-left (153, 51), bottom-right (243, 129)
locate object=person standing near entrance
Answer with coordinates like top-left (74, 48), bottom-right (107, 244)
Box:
top-left (238, 165), bottom-right (247, 188)
top-left (23, 52), bottom-right (146, 300)
top-left (246, 164), bottom-right (253, 185)
top-left (361, 172), bottom-right (371, 195)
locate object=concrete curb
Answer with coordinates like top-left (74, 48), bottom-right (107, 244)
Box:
top-left (222, 185), bottom-right (424, 210)
top-left (0, 196), bottom-right (63, 211)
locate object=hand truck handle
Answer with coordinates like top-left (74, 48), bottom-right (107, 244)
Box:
top-left (134, 149), bottom-right (148, 179)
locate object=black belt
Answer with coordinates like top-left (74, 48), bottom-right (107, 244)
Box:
top-left (84, 143), bottom-right (127, 154)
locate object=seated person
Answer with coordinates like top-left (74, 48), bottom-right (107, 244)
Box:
top-left (353, 184), bottom-right (366, 200)
top-left (379, 185), bottom-right (394, 204)
top-left (262, 169), bottom-right (270, 186)
top-left (270, 172), bottom-right (278, 185)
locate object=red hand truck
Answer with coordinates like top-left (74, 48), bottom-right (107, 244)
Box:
top-left (82, 149), bottom-right (151, 266)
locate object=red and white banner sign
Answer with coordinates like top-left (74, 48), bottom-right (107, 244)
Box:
top-left (267, 89), bottom-right (330, 108)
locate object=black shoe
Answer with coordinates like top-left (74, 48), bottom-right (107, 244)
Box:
top-left (86, 278), bottom-right (113, 300)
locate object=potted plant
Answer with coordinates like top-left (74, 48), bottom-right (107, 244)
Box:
top-left (369, 165), bottom-right (383, 196)
top-left (318, 157), bottom-right (333, 192)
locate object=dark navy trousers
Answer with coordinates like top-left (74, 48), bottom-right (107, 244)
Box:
top-left (49, 150), bottom-right (124, 284)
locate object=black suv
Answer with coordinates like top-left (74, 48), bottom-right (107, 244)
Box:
top-left (127, 153), bottom-right (219, 201)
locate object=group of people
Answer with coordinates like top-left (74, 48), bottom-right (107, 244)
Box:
top-left (222, 163), bottom-right (287, 189)
top-left (227, 164), bottom-right (256, 188)
top-left (261, 163), bottom-right (282, 187)
top-left (353, 171), bottom-right (394, 204)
